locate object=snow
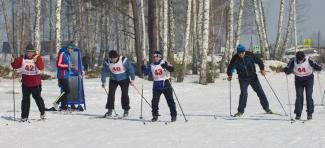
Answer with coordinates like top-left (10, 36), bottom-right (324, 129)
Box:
top-left (1, 72), bottom-right (325, 148)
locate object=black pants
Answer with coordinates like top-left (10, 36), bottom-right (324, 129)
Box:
top-left (106, 79), bottom-right (130, 110)
top-left (237, 76), bottom-right (270, 113)
top-left (151, 84), bottom-right (177, 117)
top-left (21, 85), bottom-right (45, 118)
top-left (56, 79), bottom-right (70, 107)
top-left (294, 76), bottom-right (314, 116)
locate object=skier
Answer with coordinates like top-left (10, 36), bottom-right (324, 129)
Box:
top-left (283, 51), bottom-right (322, 120)
top-left (142, 51), bottom-right (177, 122)
top-left (52, 42), bottom-right (76, 111)
top-left (227, 44), bottom-right (273, 117)
top-left (11, 43), bottom-right (46, 122)
top-left (101, 50), bottom-right (135, 117)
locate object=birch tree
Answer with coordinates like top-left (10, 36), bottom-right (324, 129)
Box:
top-left (34, 0), bottom-right (41, 53)
top-left (220, 0), bottom-right (233, 73)
top-left (167, 0), bottom-right (176, 62)
top-left (162, 0), bottom-right (168, 59)
top-left (234, 0), bottom-right (245, 47)
top-left (55, 0), bottom-right (62, 53)
top-left (131, 0), bottom-right (143, 76)
top-left (273, 0), bottom-right (285, 59)
top-left (278, 0), bottom-right (294, 60)
top-left (199, 0), bottom-right (210, 85)
top-left (177, 0), bottom-right (192, 82)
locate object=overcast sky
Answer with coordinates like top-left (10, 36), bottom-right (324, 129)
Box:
top-left (241, 0), bottom-right (325, 47)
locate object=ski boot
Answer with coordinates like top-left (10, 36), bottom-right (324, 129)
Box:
top-left (104, 109), bottom-right (113, 117)
top-left (233, 112), bottom-right (243, 117)
top-left (171, 116), bottom-right (177, 122)
top-left (264, 108), bottom-right (273, 114)
top-left (151, 116), bottom-right (158, 122)
top-left (123, 109), bottom-right (129, 117)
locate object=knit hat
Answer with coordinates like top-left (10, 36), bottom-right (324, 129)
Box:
top-left (108, 50), bottom-right (119, 58)
top-left (66, 42), bottom-right (76, 49)
top-left (236, 44), bottom-right (246, 53)
top-left (152, 51), bottom-right (162, 58)
top-left (296, 51), bottom-right (305, 62)
top-left (25, 43), bottom-right (35, 52)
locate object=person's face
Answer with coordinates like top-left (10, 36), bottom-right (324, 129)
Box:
top-left (238, 51), bottom-right (246, 58)
top-left (26, 51), bottom-right (34, 58)
top-left (152, 55), bottom-right (161, 62)
top-left (111, 57), bottom-right (118, 63)
top-left (67, 48), bottom-right (74, 53)
top-left (297, 58), bottom-right (305, 64)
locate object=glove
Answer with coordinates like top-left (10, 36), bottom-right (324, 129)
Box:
top-left (227, 76), bottom-right (232, 81)
top-left (33, 55), bottom-right (39, 62)
top-left (101, 83), bottom-right (105, 88)
top-left (283, 67), bottom-right (290, 75)
top-left (260, 70), bottom-right (266, 76)
top-left (161, 62), bottom-right (168, 69)
top-left (69, 64), bottom-right (76, 69)
top-left (129, 80), bottom-right (135, 86)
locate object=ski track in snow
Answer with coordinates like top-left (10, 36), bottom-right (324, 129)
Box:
top-left (0, 73), bottom-right (325, 148)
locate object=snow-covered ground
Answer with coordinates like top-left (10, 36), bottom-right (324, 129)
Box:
top-left (0, 72), bottom-right (325, 148)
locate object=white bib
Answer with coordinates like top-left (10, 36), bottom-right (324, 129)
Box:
top-left (108, 56), bottom-right (126, 74)
top-left (151, 60), bottom-right (170, 81)
top-left (293, 56), bottom-right (314, 77)
top-left (22, 59), bottom-right (40, 75)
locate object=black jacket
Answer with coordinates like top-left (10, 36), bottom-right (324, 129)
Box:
top-left (227, 51), bottom-right (264, 79)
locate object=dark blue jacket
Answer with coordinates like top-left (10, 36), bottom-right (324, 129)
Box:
top-left (143, 60), bottom-right (174, 91)
top-left (227, 51), bottom-right (264, 79)
top-left (285, 57), bottom-right (322, 81)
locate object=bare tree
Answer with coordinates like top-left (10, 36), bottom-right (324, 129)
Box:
top-left (177, 0), bottom-right (192, 82)
top-left (55, 0), bottom-right (62, 53)
top-left (34, 0), bottom-right (41, 53)
top-left (199, 0), bottom-right (210, 85)
top-left (131, 0), bottom-right (143, 76)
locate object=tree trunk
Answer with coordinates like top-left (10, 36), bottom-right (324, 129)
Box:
top-left (199, 0), bottom-right (210, 85)
top-left (191, 0), bottom-right (198, 74)
top-left (34, 0), bottom-right (41, 53)
top-left (162, 0), bottom-right (168, 59)
top-left (273, 0), bottom-right (285, 59)
top-left (167, 0), bottom-right (176, 63)
top-left (278, 0), bottom-right (294, 61)
top-left (177, 0), bottom-right (192, 82)
top-left (131, 0), bottom-right (144, 77)
top-left (55, 0), bottom-right (62, 53)
top-left (148, 0), bottom-right (158, 63)
top-left (1, 0), bottom-right (14, 54)
top-left (140, 0), bottom-right (147, 61)
top-left (234, 0), bottom-right (245, 47)
top-left (258, 0), bottom-right (270, 59)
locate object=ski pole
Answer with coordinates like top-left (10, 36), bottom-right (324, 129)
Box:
top-left (263, 75), bottom-right (288, 116)
top-left (229, 80), bottom-right (232, 116)
top-left (132, 85), bottom-right (152, 108)
top-left (140, 75), bottom-right (144, 119)
top-left (103, 87), bottom-right (118, 116)
top-left (286, 75), bottom-right (294, 122)
top-left (170, 85), bottom-right (188, 122)
top-left (316, 72), bottom-right (323, 105)
top-left (12, 68), bottom-right (16, 121)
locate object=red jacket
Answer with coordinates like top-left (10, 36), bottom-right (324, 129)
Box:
top-left (11, 55), bottom-right (44, 87)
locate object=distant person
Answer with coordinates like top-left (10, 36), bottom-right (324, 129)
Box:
top-left (284, 51), bottom-right (322, 120)
top-left (11, 43), bottom-right (46, 122)
top-left (227, 44), bottom-right (273, 117)
top-left (101, 50), bottom-right (135, 117)
top-left (82, 53), bottom-right (90, 72)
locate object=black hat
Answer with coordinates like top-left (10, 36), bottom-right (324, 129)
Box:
top-left (152, 51), bottom-right (162, 58)
top-left (296, 51), bottom-right (305, 62)
top-left (25, 43), bottom-right (35, 52)
top-left (108, 50), bottom-right (119, 58)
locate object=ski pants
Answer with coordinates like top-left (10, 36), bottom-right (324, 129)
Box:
top-left (151, 83), bottom-right (177, 117)
top-left (237, 76), bottom-right (270, 113)
top-left (21, 85), bottom-right (45, 119)
top-left (294, 75), bottom-right (314, 116)
top-left (106, 79), bottom-right (130, 110)
top-left (56, 79), bottom-right (70, 107)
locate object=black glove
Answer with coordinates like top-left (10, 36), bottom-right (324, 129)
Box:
top-left (161, 62), bottom-right (168, 69)
top-left (283, 67), bottom-right (290, 75)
